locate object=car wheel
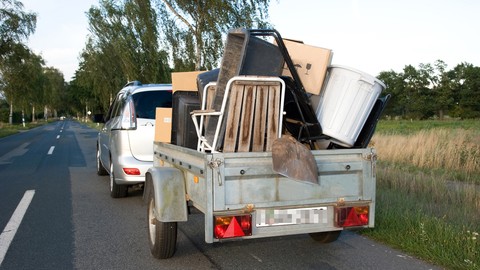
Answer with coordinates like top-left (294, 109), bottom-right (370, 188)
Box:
top-left (96, 147), bottom-right (108, 176)
top-left (147, 186), bottom-right (177, 259)
top-left (109, 162), bottom-right (127, 198)
top-left (309, 230), bottom-right (342, 243)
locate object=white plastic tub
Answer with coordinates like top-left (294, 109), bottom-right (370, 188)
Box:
top-left (310, 65), bottom-right (386, 147)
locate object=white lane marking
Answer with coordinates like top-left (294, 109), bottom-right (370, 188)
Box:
top-left (47, 146), bottom-right (55, 155)
top-left (56, 135), bottom-right (60, 139)
top-left (0, 190), bottom-right (35, 266)
top-left (60, 130), bottom-right (63, 133)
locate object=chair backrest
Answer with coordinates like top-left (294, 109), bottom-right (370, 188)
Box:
top-left (222, 77), bottom-right (284, 152)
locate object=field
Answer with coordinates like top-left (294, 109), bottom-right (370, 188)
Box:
top-left (363, 119), bottom-right (479, 270)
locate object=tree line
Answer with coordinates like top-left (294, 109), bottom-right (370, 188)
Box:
top-left (69, 0), bottom-right (270, 116)
top-left (1, 0), bottom-right (479, 124)
top-left (0, 0), bottom-right (65, 123)
top-left (1, 0), bottom-right (271, 122)
top-left (378, 60), bottom-right (480, 119)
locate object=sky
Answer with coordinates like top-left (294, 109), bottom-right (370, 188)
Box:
top-left (21, 0), bottom-right (480, 82)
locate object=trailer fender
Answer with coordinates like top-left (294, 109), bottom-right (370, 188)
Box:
top-left (145, 167), bottom-right (188, 222)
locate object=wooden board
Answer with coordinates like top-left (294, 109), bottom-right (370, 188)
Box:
top-left (222, 79), bottom-right (282, 152)
top-left (223, 83), bottom-right (244, 152)
top-left (252, 86), bottom-right (268, 152)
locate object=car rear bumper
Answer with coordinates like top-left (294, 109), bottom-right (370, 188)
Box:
top-left (112, 155), bottom-right (152, 185)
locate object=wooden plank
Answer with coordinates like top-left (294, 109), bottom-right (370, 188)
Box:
top-left (252, 85), bottom-right (268, 152)
top-left (223, 84), bottom-right (244, 152)
top-left (205, 85), bottom-right (216, 111)
top-left (237, 85), bottom-right (256, 152)
top-left (265, 83), bottom-right (281, 151)
top-left (203, 85), bottom-right (216, 128)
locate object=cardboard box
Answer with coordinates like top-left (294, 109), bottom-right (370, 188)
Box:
top-left (154, 108), bottom-right (172, 142)
top-left (172, 71), bottom-right (205, 92)
top-left (281, 40), bottom-right (333, 95)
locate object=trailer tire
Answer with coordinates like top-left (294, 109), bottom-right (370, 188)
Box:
top-left (309, 230), bottom-right (342, 243)
top-left (147, 187), bottom-right (177, 259)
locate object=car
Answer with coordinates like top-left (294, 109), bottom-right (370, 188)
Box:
top-left (96, 81), bottom-right (172, 198)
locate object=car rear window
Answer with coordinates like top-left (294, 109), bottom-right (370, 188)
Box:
top-left (133, 90), bottom-right (172, 119)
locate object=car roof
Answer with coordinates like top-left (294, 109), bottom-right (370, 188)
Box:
top-left (119, 82), bottom-right (172, 95)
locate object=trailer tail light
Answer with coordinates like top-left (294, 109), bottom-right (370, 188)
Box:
top-left (123, 168), bottom-right (141, 175)
top-left (335, 206), bottom-right (369, 227)
top-left (214, 214), bottom-right (252, 239)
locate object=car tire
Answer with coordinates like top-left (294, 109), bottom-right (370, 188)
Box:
top-left (96, 147), bottom-right (108, 176)
top-left (109, 162), bottom-right (128, 198)
top-left (309, 230), bottom-right (342, 243)
top-left (147, 187), bottom-right (177, 259)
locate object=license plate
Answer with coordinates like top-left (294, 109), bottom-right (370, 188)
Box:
top-left (256, 207), bottom-right (328, 227)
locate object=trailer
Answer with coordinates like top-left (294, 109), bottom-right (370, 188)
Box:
top-left (144, 28), bottom-right (384, 259)
top-left (144, 141), bottom-right (376, 259)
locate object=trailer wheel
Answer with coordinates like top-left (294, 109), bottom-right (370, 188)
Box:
top-left (309, 230), bottom-right (342, 243)
top-left (147, 187), bottom-right (177, 259)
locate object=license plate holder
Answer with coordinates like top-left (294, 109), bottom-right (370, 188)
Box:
top-left (256, 207), bottom-right (328, 227)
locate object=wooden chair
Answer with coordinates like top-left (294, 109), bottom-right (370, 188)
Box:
top-left (191, 76), bottom-right (285, 153)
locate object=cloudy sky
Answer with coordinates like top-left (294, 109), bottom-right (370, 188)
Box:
top-left (21, 0), bottom-right (480, 81)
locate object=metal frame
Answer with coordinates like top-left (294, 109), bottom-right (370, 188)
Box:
top-left (191, 76), bottom-right (286, 153)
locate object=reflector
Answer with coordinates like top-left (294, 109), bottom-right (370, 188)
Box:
top-left (335, 206), bottom-right (369, 227)
top-left (214, 215), bottom-right (252, 239)
top-left (224, 217), bottom-right (245, 238)
top-left (123, 168), bottom-right (141, 175)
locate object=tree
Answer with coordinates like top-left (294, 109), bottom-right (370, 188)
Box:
top-left (43, 67), bottom-right (65, 119)
top-left (87, 0), bottom-right (169, 82)
top-left (154, 0), bottom-right (271, 71)
top-left (429, 60), bottom-right (454, 119)
top-left (0, 0), bottom-right (36, 59)
top-left (451, 63), bottom-right (480, 118)
top-left (79, 0), bottom-right (171, 113)
top-left (378, 70), bottom-right (404, 117)
top-left (1, 0), bottom-right (38, 124)
top-left (0, 45), bottom-right (44, 124)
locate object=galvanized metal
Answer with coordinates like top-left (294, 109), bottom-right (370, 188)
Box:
top-left (151, 142), bottom-right (376, 243)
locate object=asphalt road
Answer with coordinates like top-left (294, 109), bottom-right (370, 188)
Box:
top-left (0, 120), bottom-right (441, 270)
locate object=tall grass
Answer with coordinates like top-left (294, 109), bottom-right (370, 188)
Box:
top-left (372, 128), bottom-right (480, 183)
top-left (362, 120), bottom-right (480, 269)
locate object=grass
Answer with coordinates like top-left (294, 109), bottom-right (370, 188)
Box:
top-left (372, 128), bottom-right (480, 183)
top-left (375, 119), bottom-right (480, 135)
top-left (362, 119), bottom-right (480, 270)
top-left (0, 121), bottom-right (52, 138)
top-left (83, 121), bottom-right (102, 131)
top-left (0, 119), bottom-right (102, 139)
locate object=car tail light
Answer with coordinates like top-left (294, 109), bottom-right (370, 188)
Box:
top-left (335, 206), bottom-right (369, 227)
top-left (214, 214), bottom-right (252, 239)
top-left (121, 99), bottom-right (136, 129)
top-left (123, 168), bottom-right (141, 175)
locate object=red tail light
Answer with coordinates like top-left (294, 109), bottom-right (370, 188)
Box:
top-left (121, 99), bottom-right (136, 129)
top-left (123, 168), bottom-right (141, 175)
top-left (335, 206), bottom-right (369, 227)
top-left (214, 214), bottom-right (252, 239)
